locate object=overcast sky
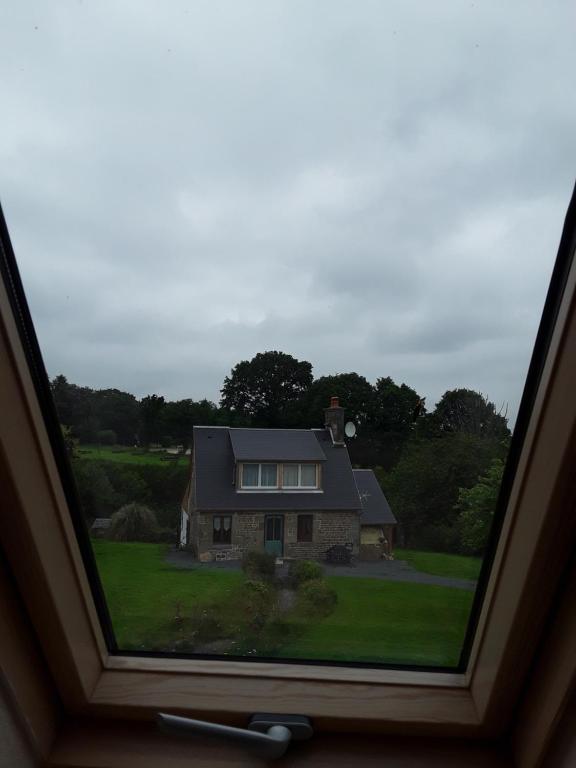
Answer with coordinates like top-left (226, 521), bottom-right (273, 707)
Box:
top-left (2, 1), bottom-right (575, 423)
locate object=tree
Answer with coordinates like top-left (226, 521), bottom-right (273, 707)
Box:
top-left (382, 433), bottom-right (507, 551)
top-left (371, 377), bottom-right (424, 470)
top-left (457, 459), bottom-right (504, 554)
top-left (51, 375), bottom-right (98, 442)
top-left (92, 388), bottom-right (139, 444)
top-left (425, 389), bottom-right (510, 439)
top-left (161, 398), bottom-right (221, 447)
top-left (71, 461), bottom-right (119, 521)
top-left (139, 394), bottom-right (166, 446)
top-left (304, 373), bottom-right (375, 427)
top-left (220, 351), bottom-right (313, 427)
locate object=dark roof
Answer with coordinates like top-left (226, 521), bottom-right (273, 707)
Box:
top-left (192, 426), bottom-right (360, 512)
top-left (353, 469), bottom-right (397, 526)
top-left (229, 428), bottom-right (326, 462)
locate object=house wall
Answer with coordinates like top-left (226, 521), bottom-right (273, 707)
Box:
top-left (194, 510), bottom-right (360, 561)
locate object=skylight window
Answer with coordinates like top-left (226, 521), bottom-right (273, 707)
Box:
top-left (1, 0), bottom-right (572, 672)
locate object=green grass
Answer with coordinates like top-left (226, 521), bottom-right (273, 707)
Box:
top-left (92, 540), bottom-right (243, 648)
top-left (78, 444), bottom-right (185, 466)
top-left (93, 541), bottom-right (473, 666)
top-left (276, 577), bottom-right (471, 666)
top-left (395, 549), bottom-right (482, 581)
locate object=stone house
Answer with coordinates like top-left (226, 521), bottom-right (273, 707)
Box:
top-left (179, 398), bottom-right (396, 561)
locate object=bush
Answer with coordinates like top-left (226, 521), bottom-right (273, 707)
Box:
top-left (107, 503), bottom-right (161, 542)
top-left (241, 550), bottom-right (276, 581)
top-left (288, 559), bottom-right (323, 586)
top-left (298, 578), bottom-right (337, 617)
top-left (244, 579), bottom-right (275, 631)
top-left (97, 429), bottom-right (117, 445)
top-left (188, 604), bottom-right (224, 645)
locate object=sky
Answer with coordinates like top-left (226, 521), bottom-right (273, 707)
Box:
top-left (2, 0), bottom-right (575, 424)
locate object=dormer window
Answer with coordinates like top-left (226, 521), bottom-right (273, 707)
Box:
top-left (282, 463), bottom-right (318, 488)
top-left (239, 462), bottom-right (319, 490)
top-left (240, 462), bottom-right (278, 488)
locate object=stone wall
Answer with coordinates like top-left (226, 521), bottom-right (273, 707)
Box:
top-left (194, 509), bottom-right (360, 561)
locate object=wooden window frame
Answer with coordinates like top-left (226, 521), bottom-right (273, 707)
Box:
top-left (1, 194), bottom-right (576, 767)
top-left (297, 514), bottom-right (314, 543)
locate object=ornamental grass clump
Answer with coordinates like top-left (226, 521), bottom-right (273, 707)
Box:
top-left (107, 502), bottom-right (161, 542)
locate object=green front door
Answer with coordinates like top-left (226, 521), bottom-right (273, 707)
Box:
top-left (264, 515), bottom-right (283, 557)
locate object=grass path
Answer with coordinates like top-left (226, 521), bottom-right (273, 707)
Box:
top-left (394, 549), bottom-right (482, 581)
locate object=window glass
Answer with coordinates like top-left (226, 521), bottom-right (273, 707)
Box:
top-left (213, 515), bottom-right (232, 544)
top-left (283, 464), bottom-right (299, 486)
top-left (242, 464), bottom-right (259, 487)
top-left (2, 0), bottom-right (571, 670)
top-left (297, 515), bottom-right (314, 543)
top-left (300, 464), bottom-right (317, 487)
top-left (260, 464), bottom-right (278, 487)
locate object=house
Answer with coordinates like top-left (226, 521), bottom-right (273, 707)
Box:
top-left (179, 397), bottom-right (396, 561)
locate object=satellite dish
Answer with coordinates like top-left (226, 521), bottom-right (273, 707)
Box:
top-left (344, 421), bottom-right (356, 438)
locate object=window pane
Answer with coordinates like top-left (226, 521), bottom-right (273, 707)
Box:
top-left (283, 464), bottom-right (299, 486)
top-left (242, 464), bottom-right (259, 486)
top-left (3, 0), bottom-right (570, 671)
top-left (300, 464), bottom-right (317, 487)
top-left (298, 515), bottom-right (313, 543)
top-left (260, 464), bottom-right (278, 487)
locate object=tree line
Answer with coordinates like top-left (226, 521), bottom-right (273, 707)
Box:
top-left (52, 350), bottom-right (511, 555)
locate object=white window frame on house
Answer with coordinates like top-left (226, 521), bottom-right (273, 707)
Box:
top-left (240, 462), bottom-right (279, 489)
top-left (0, 194), bottom-right (575, 768)
top-left (282, 463), bottom-right (319, 489)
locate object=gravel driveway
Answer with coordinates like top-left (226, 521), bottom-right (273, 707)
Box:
top-left (165, 549), bottom-right (476, 591)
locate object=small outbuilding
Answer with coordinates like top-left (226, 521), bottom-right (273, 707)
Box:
top-left (354, 469), bottom-right (397, 560)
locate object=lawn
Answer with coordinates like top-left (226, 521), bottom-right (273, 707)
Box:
top-left (92, 540), bottom-right (244, 648)
top-left (93, 541), bottom-right (473, 666)
top-left (78, 444), bottom-right (185, 466)
top-left (394, 549), bottom-right (482, 581)
top-left (276, 577), bottom-right (472, 666)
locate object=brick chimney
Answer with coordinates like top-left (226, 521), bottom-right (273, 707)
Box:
top-left (324, 396), bottom-right (345, 445)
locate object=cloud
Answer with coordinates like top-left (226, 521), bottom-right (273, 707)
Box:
top-left (1, 0), bottom-right (574, 424)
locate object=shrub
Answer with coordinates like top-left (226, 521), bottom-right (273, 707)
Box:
top-left (288, 559), bottom-right (323, 586)
top-left (241, 550), bottom-right (276, 581)
top-left (298, 578), bottom-right (337, 617)
top-left (97, 429), bottom-right (117, 445)
top-left (188, 604), bottom-right (224, 645)
top-left (107, 503), bottom-right (160, 542)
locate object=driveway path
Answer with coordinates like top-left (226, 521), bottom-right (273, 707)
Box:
top-left (165, 550), bottom-right (476, 591)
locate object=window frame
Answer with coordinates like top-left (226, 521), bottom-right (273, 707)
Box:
top-left (1, 191), bottom-right (576, 752)
top-left (212, 515), bottom-right (232, 545)
top-left (297, 514), bottom-right (314, 543)
top-left (240, 462), bottom-right (278, 489)
top-left (282, 463), bottom-right (319, 489)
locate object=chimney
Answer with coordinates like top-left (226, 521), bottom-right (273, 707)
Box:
top-left (324, 396), bottom-right (345, 445)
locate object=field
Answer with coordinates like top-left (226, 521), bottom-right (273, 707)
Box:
top-left (93, 541), bottom-right (475, 667)
top-left (78, 445), bottom-right (186, 466)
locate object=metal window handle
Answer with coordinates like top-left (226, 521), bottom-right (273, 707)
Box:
top-left (157, 712), bottom-right (313, 760)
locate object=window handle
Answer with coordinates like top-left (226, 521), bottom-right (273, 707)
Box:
top-left (157, 712), bottom-right (313, 760)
